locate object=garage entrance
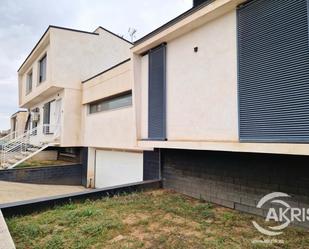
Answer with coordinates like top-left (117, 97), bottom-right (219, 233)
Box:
top-left (95, 150), bottom-right (143, 188)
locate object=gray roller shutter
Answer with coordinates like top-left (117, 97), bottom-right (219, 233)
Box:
top-left (238, 0), bottom-right (309, 142)
top-left (148, 44), bottom-right (166, 140)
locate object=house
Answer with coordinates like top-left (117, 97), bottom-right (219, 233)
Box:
top-left (4, 0), bottom-right (309, 222)
top-left (10, 110), bottom-right (28, 138)
top-left (132, 0), bottom-right (309, 220)
top-left (1, 25), bottom-right (132, 169)
top-left (0, 110), bottom-right (27, 146)
top-left (2, 24), bottom-right (150, 190)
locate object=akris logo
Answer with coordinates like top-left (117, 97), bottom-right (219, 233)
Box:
top-left (252, 192), bottom-right (309, 236)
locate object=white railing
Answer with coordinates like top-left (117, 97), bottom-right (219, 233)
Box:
top-left (0, 127), bottom-right (38, 167)
top-left (0, 124), bottom-right (61, 168)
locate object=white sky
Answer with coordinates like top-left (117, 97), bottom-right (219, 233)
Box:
top-left (0, 0), bottom-right (192, 130)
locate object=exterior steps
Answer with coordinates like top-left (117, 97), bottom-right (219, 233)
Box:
top-left (0, 126), bottom-right (60, 169)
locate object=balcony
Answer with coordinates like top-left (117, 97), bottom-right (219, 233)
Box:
top-left (20, 82), bottom-right (64, 109)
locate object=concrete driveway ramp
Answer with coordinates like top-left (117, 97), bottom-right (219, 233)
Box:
top-left (0, 181), bottom-right (86, 204)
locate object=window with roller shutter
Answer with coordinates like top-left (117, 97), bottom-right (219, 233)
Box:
top-left (148, 44), bottom-right (166, 140)
top-left (238, 0), bottom-right (309, 142)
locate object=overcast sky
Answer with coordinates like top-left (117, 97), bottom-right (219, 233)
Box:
top-left (0, 0), bottom-right (192, 130)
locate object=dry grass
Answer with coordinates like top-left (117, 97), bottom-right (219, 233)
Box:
top-left (6, 189), bottom-right (309, 249)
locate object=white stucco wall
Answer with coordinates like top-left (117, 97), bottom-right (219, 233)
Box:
top-left (166, 10), bottom-right (238, 141)
top-left (82, 61), bottom-right (139, 150)
top-left (137, 10), bottom-right (238, 142)
top-left (61, 88), bottom-right (82, 147)
top-left (50, 28), bottom-right (131, 89)
top-left (82, 106), bottom-right (137, 149)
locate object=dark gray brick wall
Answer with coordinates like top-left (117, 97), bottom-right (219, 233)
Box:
top-left (143, 149), bottom-right (161, 180)
top-left (81, 147), bottom-right (88, 187)
top-left (0, 164), bottom-right (82, 185)
top-left (162, 149), bottom-right (309, 227)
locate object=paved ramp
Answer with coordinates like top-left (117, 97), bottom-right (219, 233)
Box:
top-left (0, 181), bottom-right (86, 204)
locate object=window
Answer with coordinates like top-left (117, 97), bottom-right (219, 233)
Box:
top-left (31, 107), bottom-right (39, 136)
top-left (238, 0), bottom-right (309, 142)
top-left (89, 91), bottom-right (132, 114)
top-left (38, 54), bottom-right (47, 83)
top-left (26, 70), bottom-right (33, 94)
top-left (43, 99), bottom-right (61, 135)
top-left (43, 101), bottom-right (51, 134)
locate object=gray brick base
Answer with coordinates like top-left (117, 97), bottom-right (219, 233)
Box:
top-left (161, 149), bottom-right (309, 228)
top-left (0, 164), bottom-right (83, 186)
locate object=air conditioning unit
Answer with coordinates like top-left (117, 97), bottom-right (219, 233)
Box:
top-left (32, 112), bottom-right (40, 122)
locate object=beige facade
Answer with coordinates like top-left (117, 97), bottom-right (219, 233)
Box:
top-left (82, 60), bottom-right (140, 150)
top-left (18, 26), bottom-right (132, 147)
top-left (82, 60), bottom-right (144, 188)
top-left (132, 0), bottom-right (309, 156)
top-left (136, 10), bottom-right (238, 142)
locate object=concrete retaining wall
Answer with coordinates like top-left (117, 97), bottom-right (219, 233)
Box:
top-left (0, 164), bottom-right (82, 186)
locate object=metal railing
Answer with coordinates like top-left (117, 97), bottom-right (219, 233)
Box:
top-left (0, 127), bottom-right (38, 166)
top-left (0, 124), bottom-right (61, 168)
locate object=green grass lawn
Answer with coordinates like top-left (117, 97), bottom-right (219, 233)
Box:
top-left (6, 190), bottom-right (309, 249)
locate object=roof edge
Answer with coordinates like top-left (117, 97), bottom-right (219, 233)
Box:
top-left (18, 25), bottom-right (99, 73)
top-left (133, 0), bottom-right (214, 47)
top-left (18, 26), bottom-right (50, 72)
top-left (49, 25), bottom-right (99, 36)
top-left (11, 110), bottom-right (28, 118)
top-left (97, 26), bottom-right (134, 45)
top-left (82, 58), bottom-right (131, 84)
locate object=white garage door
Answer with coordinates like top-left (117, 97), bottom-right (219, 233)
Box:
top-left (95, 150), bottom-right (143, 188)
